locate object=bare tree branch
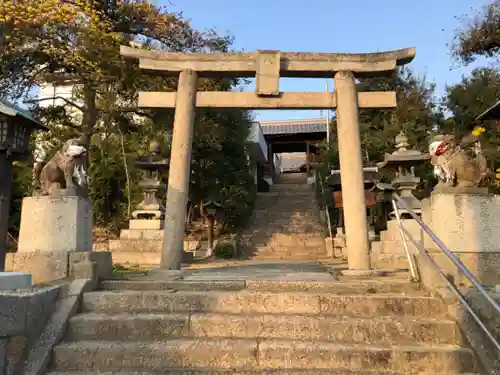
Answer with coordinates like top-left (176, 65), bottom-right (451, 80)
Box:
top-left (25, 96), bottom-right (85, 112)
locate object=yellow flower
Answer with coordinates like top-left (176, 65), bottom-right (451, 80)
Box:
top-left (472, 126), bottom-right (486, 137)
top-left (496, 173), bottom-right (500, 180)
top-left (12, 161), bottom-right (21, 167)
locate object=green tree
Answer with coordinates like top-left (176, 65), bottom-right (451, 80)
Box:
top-left (1, 1), bottom-right (255, 238)
top-left (451, 0), bottom-right (500, 63)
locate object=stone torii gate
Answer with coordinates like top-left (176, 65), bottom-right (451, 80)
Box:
top-left (120, 46), bottom-right (416, 274)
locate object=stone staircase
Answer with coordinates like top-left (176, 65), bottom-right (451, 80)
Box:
top-left (47, 271), bottom-right (479, 375)
top-left (242, 178), bottom-right (327, 260)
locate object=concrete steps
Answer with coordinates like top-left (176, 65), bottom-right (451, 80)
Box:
top-left (67, 312), bottom-right (459, 345)
top-left (80, 290), bottom-right (448, 317)
top-left (47, 371), bottom-right (411, 375)
top-left (100, 278), bottom-right (422, 294)
top-left (243, 182), bottom-right (325, 261)
top-left (51, 339), bottom-right (474, 373)
top-left (48, 275), bottom-right (479, 375)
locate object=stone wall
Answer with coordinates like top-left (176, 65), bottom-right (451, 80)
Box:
top-left (0, 286), bottom-right (59, 375)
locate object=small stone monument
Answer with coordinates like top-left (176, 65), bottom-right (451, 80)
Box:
top-left (374, 131), bottom-right (429, 268)
top-left (422, 133), bottom-right (500, 286)
top-left (5, 138), bottom-right (109, 284)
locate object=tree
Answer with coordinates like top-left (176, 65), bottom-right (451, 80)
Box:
top-left (1, 1), bottom-right (255, 238)
top-left (450, 0), bottom-right (500, 63)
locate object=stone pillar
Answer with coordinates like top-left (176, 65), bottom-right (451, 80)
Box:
top-left (334, 71), bottom-right (371, 272)
top-left (161, 70), bottom-right (197, 269)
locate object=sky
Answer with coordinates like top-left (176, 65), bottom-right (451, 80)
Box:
top-left (161, 0), bottom-right (492, 122)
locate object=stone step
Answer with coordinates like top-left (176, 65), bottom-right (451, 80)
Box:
top-left (249, 249), bottom-right (326, 259)
top-left (257, 191), bottom-right (316, 198)
top-left (248, 236), bottom-right (326, 248)
top-left (100, 278), bottom-right (422, 294)
top-left (52, 339), bottom-right (475, 373)
top-left (250, 255), bottom-right (325, 261)
top-left (47, 371), bottom-right (410, 375)
top-left (253, 202), bottom-right (319, 211)
top-left (271, 183), bottom-right (312, 190)
top-left (243, 226), bottom-right (325, 235)
top-left (246, 222), bottom-right (323, 231)
top-left (67, 312), bottom-right (459, 345)
top-left (82, 290), bottom-right (447, 317)
top-left (252, 209), bottom-right (320, 217)
top-left (46, 371), bottom-right (478, 375)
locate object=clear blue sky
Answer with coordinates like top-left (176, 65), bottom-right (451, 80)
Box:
top-left (162, 0), bottom-right (491, 121)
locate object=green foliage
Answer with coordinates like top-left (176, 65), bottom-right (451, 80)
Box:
top-left (213, 242), bottom-right (235, 259)
top-left (3, 1), bottom-right (255, 238)
top-left (451, 0), bottom-right (500, 63)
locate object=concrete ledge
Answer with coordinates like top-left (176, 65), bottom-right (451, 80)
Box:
top-left (16, 279), bottom-right (92, 375)
top-left (0, 286), bottom-right (59, 337)
top-left (0, 272), bottom-right (32, 291)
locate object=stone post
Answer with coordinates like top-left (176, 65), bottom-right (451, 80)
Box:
top-left (161, 70), bottom-right (197, 269)
top-left (334, 71), bottom-right (372, 272)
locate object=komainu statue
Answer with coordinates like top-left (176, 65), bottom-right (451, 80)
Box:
top-left (34, 137), bottom-right (89, 197)
top-left (428, 134), bottom-right (488, 193)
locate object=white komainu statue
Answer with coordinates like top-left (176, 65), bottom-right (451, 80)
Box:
top-left (33, 137), bottom-right (89, 196)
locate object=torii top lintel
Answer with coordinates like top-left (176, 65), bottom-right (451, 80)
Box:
top-left (120, 46), bottom-right (416, 78)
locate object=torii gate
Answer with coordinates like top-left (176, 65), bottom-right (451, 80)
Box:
top-left (120, 46), bottom-right (416, 274)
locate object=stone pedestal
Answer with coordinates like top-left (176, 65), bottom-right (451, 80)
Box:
top-left (18, 196), bottom-right (92, 253)
top-left (6, 196), bottom-right (112, 285)
top-left (109, 219), bottom-right (198, 267)
top-left (421, 193), bottom-right (500, 286)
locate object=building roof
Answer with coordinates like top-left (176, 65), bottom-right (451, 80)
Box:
top-left (476, 99), bottom-right (500, 121)
top-left (258, 118), bottom-right (328, 135)
top-left (0, 99), bottom-right (47, 129)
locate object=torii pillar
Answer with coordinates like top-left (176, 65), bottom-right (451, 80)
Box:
top-left (335, 71), bottom-right (372, 274)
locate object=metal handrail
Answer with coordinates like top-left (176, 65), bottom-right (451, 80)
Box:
top-left (391, 192), bottom-right (500, 352)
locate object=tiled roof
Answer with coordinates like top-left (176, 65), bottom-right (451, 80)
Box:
top-left (0, 99), bottom-right (46, 128)
top-left (257, 118), bottom-right (328, 135)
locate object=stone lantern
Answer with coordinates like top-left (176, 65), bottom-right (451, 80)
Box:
top-left (377, 130), bottom-right (430, 217)
top-left (202, 200), bottom-right (223, 257)
top-left (0, 101), bottom-right (48, 271)
top-left (132, 140), bottom-right (169, 221)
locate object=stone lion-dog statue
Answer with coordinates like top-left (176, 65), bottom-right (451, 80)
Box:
top-left (34, 137), bottom-right (89, 196)
top-left (428, 134), bottom-right (488, 192)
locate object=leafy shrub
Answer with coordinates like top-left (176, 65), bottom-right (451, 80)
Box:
top-left (213, 242), bottom-right (235, 259)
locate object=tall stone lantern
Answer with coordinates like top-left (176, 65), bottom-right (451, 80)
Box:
top-left (132, 140), bottom-right (168, 222)
top-left (377, 130), bottom-right (430, 217)
top-left (373, 130), bottom-right (430, 271)
top-left (0, 101), bottom-right (48, 271)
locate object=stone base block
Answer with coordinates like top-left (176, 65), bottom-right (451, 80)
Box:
top-left (0, 272), bottom-right (32, 291)
top-left (129, 219), bottom-right (164, 230)
top-left (6, 251), bottom-right (113, 285)
top-left (422, 193), bottom-right (500, 253)
top-left (109, 239), bottom-right (162, 253)
top-left (17, 196), bottom-right (92, 253)
top-left (120, 229), bottom-right (164, 241)
top-left (419, 250), bottom-right (500, 288)
top-left (111, 250), bottom-right (195, 267)
top-left (380, 219), bottom-right (423, 256)
top-left (6, 251), bottom-right (69, 284)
